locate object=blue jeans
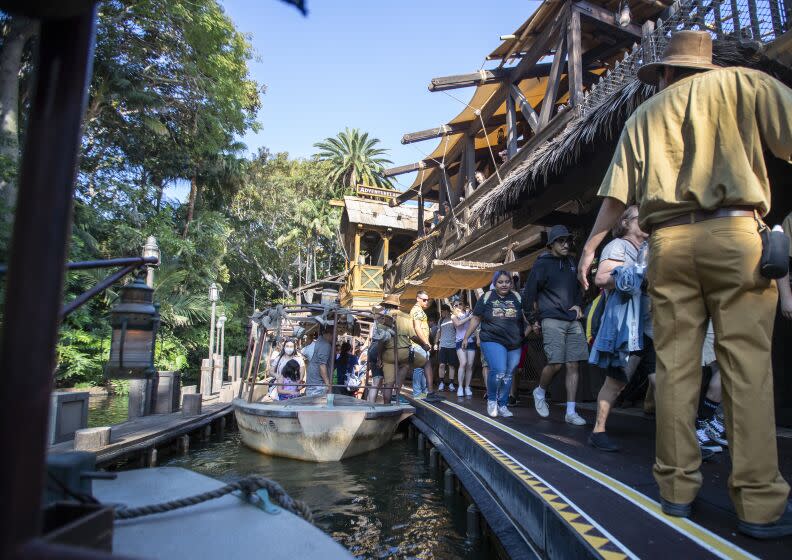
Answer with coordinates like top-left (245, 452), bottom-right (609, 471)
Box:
top-left (480, 341), bottom-right (521, 407)
top-left (412, 368), bottom-right (427, 396)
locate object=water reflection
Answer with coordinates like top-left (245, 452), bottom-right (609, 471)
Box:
top-left (88, 394), bottom-right (129, 427)
top-left (165, 432), bottom-right (494, 559)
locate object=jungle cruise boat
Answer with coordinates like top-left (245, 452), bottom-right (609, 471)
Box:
top-left (234, 394), bottom-right (414, 462)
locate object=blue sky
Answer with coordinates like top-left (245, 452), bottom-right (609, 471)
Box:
top-left (167, 0), bottom-right (539, 197)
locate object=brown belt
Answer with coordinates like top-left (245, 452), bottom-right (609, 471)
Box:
top-left (652, 206), bottom-right (756, 231)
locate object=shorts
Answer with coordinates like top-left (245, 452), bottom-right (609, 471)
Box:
top-left (382, 345), bottom-right (427, 385)
top-left (367, 346), bottom-right (384, 379)
top-left (438, 346), bottom-right (459, 367)
top-left (455, 340), bottom-right (477, 351)
top-left (541, 318), bottom-right (589, 364)
top-left (480, 351), bottom-right (489, 369)
top-left (606, 336), bottom-right (656, 383)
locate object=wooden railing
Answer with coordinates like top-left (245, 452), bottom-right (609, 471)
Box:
top-left (347, 264), bottom-right (383, 293)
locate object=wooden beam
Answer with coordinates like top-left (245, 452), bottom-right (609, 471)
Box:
top-left (539, 32), bottom-right (567, 128)
top-left (383, 162), bottom-right (424, 177)
top-left (402, 114), bottom-right (510, 145)
top-left (567, 8), bottom-right (583, 108)
top-left (510, 85), bottom-right (539, 134)
top-left (572, 0), bottom-right (642, 38)
top-left (505, 93), bottom-right (518, 158)
top-left (463, 135), bottom-right (475, 197)
top-left (428, 67), bottom-right (513, 91)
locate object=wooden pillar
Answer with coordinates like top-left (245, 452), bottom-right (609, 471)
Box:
top-left (539, 33), bottom-right (567, 128)
top-left (567, 8), bottom-right (583, 108)
top-left (353, 225), bottom-right (362, 263)
top-left (505, 93), bottom-right (518, 158)
top-left (439, 169), bottom-right (448, 213)
top-left (418, 194), bottom-right (425, 236)
top-left (464, 135), bottom-right (476, 196)
top-left (382, 231), bottom-right (391, 265)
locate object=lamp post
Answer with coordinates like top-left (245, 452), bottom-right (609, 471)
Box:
top-left (142, 236), bottom-right (160, 288)
top-left (208, 283), bottom-right (218, 362)
top-left (217, 314), bottom-right (227, 378)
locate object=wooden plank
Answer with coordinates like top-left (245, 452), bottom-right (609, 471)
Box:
top-left (572, 0), bottom-right (642, 38)
top-left (567, 8), bottom-right (583, 108)
top-left (429, 67), bottom-right (514, 91)
top-left (506, 93), bottom-right (518, 158)
top-left (510, 85), bottom-right (540, 134)
top-left (539, 32), bottom-right (568, 128)
top-left (50, 401), bottom-right (233, 466)
top-left (384, 162), bottom-right (424, 177)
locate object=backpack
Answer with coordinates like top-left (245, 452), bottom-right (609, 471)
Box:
top-left (585, 291), bottom-right (608, 346)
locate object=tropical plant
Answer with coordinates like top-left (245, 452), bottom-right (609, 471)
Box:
top-left (313, 128), bottom-right (393, 190)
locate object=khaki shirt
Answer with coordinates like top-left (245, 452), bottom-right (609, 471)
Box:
top-left (383, 310), bottom-right (413, 351)
top-left (598, 67), bottom-right (792, 231)
top-left (783, 211), bottom-right (792, 259)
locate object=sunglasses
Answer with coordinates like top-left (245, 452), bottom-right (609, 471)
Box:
top-left (417, 297), bottom-right (429, 302)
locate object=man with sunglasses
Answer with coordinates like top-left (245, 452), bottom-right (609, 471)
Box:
top-left (411, 290), bottom-right (441, 402)
top-left (522, 225), bottom-right (588, 426)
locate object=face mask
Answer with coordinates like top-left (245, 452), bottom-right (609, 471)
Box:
top-left (284, 347), bottom-right (294, 355)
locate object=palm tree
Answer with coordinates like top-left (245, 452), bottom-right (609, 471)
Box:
top-left (313, 128), bottom-right (393, 190)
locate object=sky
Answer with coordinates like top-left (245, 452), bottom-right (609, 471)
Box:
top-left (167, 0), bottom-right (540, 199)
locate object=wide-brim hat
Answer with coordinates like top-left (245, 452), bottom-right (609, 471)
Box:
top-left (379, 293), bottom-right (401, 308)
top-left (637, 30), bottom-right (719, 86)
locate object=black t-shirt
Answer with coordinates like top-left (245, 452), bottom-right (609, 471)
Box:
top-left (473, 291), bottom-right (524, 350)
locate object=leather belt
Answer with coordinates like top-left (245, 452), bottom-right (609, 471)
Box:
top-left (652, 206), bottom-right (756, 231)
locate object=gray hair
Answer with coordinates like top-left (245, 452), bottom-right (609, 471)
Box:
top-left (611, 205), bottom-right (639, 238)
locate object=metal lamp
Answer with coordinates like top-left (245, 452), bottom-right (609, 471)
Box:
top-left (105, 273), bottom-right (160, 379)
top-left (209, 283), bottom-right (219, 302)
top-left (142, 236), bottom-right (160, 287)
top-left (617, 0), bottom-right (632, 27)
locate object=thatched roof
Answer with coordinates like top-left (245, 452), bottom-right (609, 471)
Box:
top-left (473, 37), bottom-right (792, 221)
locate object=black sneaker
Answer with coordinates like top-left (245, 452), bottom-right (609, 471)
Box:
top-left (424, 392), bottom-right (443, 403)
top-left (508, 395), bottom-right (518, 406)
top-left (696, 420), bottom-right (722, 452)
top-left (588, 432), bottom-right (621, 452)
top-left (738, 502), bottom-right (792, 539)
top-left (705, 416), bottom-right (728, 447)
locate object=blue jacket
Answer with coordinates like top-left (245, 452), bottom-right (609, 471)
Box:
top-left (588, 265), bottom-right (645, 370)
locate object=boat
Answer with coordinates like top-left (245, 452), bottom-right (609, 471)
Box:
top-left (233, 394), bottom-right (414, 462)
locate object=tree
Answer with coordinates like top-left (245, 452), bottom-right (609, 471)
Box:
top-left (313, 128), bottom-right (392, 190)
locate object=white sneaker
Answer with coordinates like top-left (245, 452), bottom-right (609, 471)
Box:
top-left (533, 388), bottom-right (549, 417)
top-left (465, 386), bottom-right (473, 397)
top-left (438, 382), bottom-right (445, 391)
top-left (498, 405), bottom-right (513, 418)
top-left (565, 412), bottom-right (586, 426)
top-left (449, 383), bottom-right (455, 391)
top-left (457, 386), bottom-right (464, 397)
top-left (487, 400), bottom-right (498, 417)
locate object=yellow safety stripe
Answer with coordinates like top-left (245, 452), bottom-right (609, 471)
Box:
top-left (413, 398), bottom-right (634, 560)
top-left (441, 400), bottom-right (759, 560)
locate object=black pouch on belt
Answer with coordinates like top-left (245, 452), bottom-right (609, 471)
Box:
top-left (759, 226), bottom-right (790, 279)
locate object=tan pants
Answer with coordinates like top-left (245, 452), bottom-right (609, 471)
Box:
top-left (648, 216), bottom-right (789, 524)
top-left (382, 346), bottom-right (427, 385)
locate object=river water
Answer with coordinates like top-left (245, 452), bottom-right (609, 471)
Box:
top-left (164, 429), bottom-right (497, 559)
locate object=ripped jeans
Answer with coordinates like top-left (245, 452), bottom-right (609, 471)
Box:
top-left (480, 341), bottom-right (521, 407)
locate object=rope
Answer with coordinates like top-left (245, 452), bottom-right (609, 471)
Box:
top-left (114, 475), bottom-right (314, 524)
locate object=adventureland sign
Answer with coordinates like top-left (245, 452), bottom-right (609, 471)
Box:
top-left (356, 185), bottom-right (397, 201)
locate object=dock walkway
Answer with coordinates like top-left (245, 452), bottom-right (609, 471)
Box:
top-left (49, 399), bottom-right (233, 467)
top-left (407, 390), bottom-right (792, 560)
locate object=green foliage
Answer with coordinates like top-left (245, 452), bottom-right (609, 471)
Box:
top-left (56, 328), bottom-right (110, 385)
top-left (313, 128), bottom-right (393, 189)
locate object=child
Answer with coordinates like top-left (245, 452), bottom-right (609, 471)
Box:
top-left (278, 359), bottom-right (302, 400)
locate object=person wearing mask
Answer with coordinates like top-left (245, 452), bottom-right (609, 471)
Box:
top-left (436, 305), bottom-right (457, 392)
top-left (452, 301), bottom-right (475, 397)
top-left (305, 325), bottom-right (334, 397)
top-left (334, 341), bottom-right (358, 395)
top-left (522, 225), bottom-right (588, 426)
top-left (463, 271), bottom-right (525, 418)
top-left (578, 31), bottom-right (792, 535)
top-left (270, 338), bottom-right (304, 382)
top-left (588, 206), bottom-right (654, 451)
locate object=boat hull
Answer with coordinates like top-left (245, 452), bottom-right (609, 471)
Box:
top-left (233, 397), bottom-right (414, 462)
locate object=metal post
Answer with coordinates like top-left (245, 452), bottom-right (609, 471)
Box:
top-left (142, 235), bottom-right (159, 288)
top-left (219, 321), bottom-right (225, 378)
top-left (0, 9), bottom-right (97, 554)
top-left (208, 286), bottom-right (217, 362)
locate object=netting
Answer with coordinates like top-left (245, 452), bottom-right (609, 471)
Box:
top-left (580, 0), bottom-right (789, 116)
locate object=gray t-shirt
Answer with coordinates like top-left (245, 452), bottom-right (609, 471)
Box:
top-left (306, 337), bottom-right (332, 387)
top-left (600, 238), bottom-right (653, 339)
top-left (438, 318), bottom-right (456, 348)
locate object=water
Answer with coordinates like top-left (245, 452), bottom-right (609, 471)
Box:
top-left (88, 394), bottom-right (129, 427)
top-left (164, 430), bottom-right (497, 559)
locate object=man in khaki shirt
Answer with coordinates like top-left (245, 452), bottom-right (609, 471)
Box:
top-left (579, 31), bottom-right (792, 538)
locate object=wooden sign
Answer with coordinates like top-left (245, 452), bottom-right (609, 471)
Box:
top-left (356, 185), bottom-right (398, 200)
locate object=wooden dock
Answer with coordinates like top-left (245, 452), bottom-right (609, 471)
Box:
top-left (49, 398), bottom-right (234, 467)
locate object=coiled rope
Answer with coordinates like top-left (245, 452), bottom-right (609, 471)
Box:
top-left (114, 475), bottom-right (314, 524)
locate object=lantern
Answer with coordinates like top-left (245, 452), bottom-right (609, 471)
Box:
top-left (105, 274), bottom-right (160, 379)
top-left (617, 0), bottom-right (632, 27)
top-left (209, 282), bottom-right (219, 302)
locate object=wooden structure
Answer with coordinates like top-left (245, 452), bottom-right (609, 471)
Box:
top-left (337, 185), bottom-right (420, 309)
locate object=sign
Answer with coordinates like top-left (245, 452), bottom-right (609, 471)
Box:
top-left (356, 185), bottom-right (398, 200)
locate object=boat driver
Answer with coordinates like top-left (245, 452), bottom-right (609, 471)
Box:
top-left (377, 294), bottom-right (427, 403)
